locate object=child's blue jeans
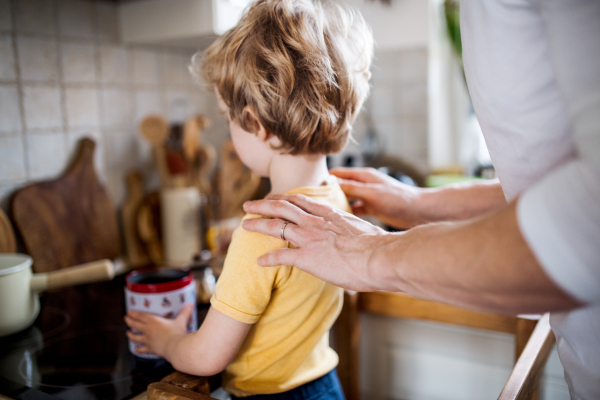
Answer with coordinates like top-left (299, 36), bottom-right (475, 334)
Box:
top-left (230, 369), bottom-right (346, 400)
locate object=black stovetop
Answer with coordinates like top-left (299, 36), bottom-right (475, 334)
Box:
top-left (0, 274), bottom-right (207, 400)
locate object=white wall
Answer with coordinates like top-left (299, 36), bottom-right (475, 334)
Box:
top-left (0, 0), bottom-right (228, 212)
top-left (343, 0), bottom-right (428, 51)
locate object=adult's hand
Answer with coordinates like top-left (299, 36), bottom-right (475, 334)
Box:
top-left (330, 167), bottom-right (425, 229)
top-left (331, 167), bottom-right (507, 229)
top-left (242, 194), bottom-right (392, 291)
top-left (243, 194), bottom-right (580, 314)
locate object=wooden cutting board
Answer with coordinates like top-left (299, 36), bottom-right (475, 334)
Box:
top-left (11, 138), bottom-right (120, 273)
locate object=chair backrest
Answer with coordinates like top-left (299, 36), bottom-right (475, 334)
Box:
top-left (498, 313), bottom-right (555, 400)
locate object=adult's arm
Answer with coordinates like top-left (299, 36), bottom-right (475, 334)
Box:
top-left (242, 196), bottom-right (581, 315)
top-left (330, 167), bottom-right (506, 229)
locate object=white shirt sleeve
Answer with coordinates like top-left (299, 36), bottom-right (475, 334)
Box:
top-left (517, 0), bottom-right (600, 304)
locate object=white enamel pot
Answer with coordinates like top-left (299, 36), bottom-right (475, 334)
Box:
top-left (0, 254), bottom-right (115, 337)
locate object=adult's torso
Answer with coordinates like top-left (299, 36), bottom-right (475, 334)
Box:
top-left (461, 0), bottom-right (600, 398)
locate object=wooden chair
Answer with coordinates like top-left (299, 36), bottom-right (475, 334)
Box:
top-left (335, 292), bottom-right (555, 400)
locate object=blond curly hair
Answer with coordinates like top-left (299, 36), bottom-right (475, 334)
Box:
top-left (192, 0), bottom-right (373, 155)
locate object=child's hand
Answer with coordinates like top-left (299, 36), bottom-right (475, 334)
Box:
top-left (124, 304), bottom-right (194, 359)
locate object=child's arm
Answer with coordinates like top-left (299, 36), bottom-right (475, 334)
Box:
top-left (125, 306), bottom-right (252, 376)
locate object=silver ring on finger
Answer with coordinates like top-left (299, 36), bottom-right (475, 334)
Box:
top-left (280, 220), bottom-right (290, 241)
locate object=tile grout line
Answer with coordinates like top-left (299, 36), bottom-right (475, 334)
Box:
top-left (54, 0), bottom-right (69, 164)
top-left (9, 0), bottom-right (30, 182)
top-left (91, 0), bottom-right (106, 179)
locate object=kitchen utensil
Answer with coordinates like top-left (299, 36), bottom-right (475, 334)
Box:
top-left (125, 268), bottom-right (197, 359)
top-left (0, 208), bottom-right (16, 253)
top-left (161, 187), bottom-right (201, 267)
top-left (183, 116), bottom-right (212, 190)
top-left (11, 138), bottom-right (120, 273)
top-left (197, 144), bottom-right (217, 196)
top-left (122, 171), bottom-right (150, 268)
top-left (140, 115), bottom-right (171, 188)
top-left (0, 254), bottom-right (115, 337)
top-left (183, 116), bottom-right (211, 162)
top-left (166, 151), bottom-right (189, 188)
top-left (137, 191), bottom-right (164, 265)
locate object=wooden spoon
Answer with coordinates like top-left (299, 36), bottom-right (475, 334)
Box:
top-left (183, 116), bottom-right (211, 187)
top-left (140, 115), bottom-right (170, 188)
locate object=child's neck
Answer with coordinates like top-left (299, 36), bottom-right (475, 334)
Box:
top-left (268, 153), bottom-right (330, 195)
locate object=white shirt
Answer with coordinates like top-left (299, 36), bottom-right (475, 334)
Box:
top-left (461, 0), bottom-right (600, 398)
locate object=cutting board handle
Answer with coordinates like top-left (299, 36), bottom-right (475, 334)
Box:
top-left (30, 259), bottom-right (115, 292)
top-left (67, 138), bottom-right (96, 177)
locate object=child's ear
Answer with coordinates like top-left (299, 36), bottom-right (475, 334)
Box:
top-left (243, 106), bottom-right (269, 142)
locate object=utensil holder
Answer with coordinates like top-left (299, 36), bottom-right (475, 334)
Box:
top-left (160, 187), bottom-right (201, 267)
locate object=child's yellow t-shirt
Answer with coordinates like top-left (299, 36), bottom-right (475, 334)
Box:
top-left (210, 181), bottom-right (350, 397)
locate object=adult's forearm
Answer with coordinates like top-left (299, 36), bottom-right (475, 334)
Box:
top-left (415, 180), bottom-right (506, 226)
top-left (370, 200), bottom-right (581, 315)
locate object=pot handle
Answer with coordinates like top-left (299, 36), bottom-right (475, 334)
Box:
top-left (30, 259), bottom-right (115, 293)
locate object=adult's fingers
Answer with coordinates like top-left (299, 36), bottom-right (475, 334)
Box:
top-left (337, 179), bottom-right (377, 201)
top-left (242, 218), bottom-right (303, 247)
top-left (243, 197), bottom-right (316, 226)
top-left (330, 167), bottom-right (386, 184)
top-left (262, 193), bottom-right (338, 219)
top-left (256, 248), bottom-right (298, 267)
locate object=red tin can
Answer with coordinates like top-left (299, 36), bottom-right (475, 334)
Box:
top-left (125, 268), bottom-right (197, 359)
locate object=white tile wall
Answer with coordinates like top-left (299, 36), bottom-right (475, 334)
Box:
top-left (0, 0), bottom-right (216, 218)
top-left (162, 52), bottom-right (189, 86)
top-left (25, 132), bottom-right (68, 180)
top-left (58, 0), bottom-right (94, 39)
top-left (134, 90), bottom-right (163, 123)
top-left (13, 0), bottom-right (55, 35)
top-left (65, 87), bottom-right (99, 129)
top-left (22, 85), bottom-right (63, 131)
top-left (17, 36), bottom-right (59, 82)
top-left (0, 135), bottom-right (27, 182)
top-left (94, 2), bottom-right (118, 42)
top-left (98, 45), bottom-right (129, 85)
top-left (0, 0), bottom-right (12, 32)
top-left (0, 34), bottom-right (15, 80)
top-left (61, 42), bottom-right (96, 84)
top-left (0, 84), bottom-right (22, 133)
top-left (104, 128), bottom-right (142, 170)
top-left (131, 49), bottom-right (161, 87)
top-left (101, 88), bottom-right (132, 127)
